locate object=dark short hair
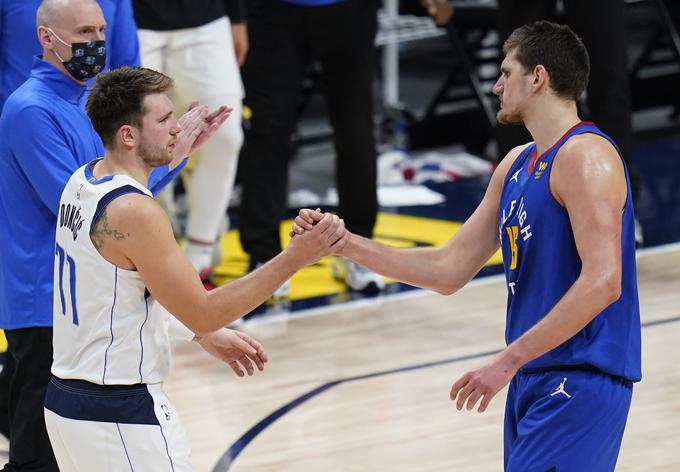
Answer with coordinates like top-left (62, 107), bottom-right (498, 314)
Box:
top-left (503, 20), bottom-right (590, 101)
top-left (86, 67), bottom-right (173, 148)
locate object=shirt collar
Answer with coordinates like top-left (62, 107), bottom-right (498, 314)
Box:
top-left (29, 56), bottom-right (87, 105)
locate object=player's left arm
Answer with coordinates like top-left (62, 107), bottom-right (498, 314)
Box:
top-left (450, 134), bottom-right (628, 412)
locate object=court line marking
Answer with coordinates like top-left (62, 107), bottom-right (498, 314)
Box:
top-left (212, 313), bottom-right (680, 471)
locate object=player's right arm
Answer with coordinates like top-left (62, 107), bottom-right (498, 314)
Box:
top-left (91, 195), bottom-right (347, 336)
top-left (295, 145), bottom-right (527, 295)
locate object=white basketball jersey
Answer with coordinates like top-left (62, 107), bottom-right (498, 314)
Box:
top-left (52, 161), bottom-right (172, 385)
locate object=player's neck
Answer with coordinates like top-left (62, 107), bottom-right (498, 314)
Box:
top-left (94, 151), bottom-right (152, 188)
top-left (524, 99), bottom-right (581, 156)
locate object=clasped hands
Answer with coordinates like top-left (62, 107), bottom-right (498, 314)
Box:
top-left (289, 208), bottom-right (349, 253)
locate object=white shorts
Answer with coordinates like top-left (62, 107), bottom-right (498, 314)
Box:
top-left (138, 16), bottom-right (245, 107)
top-left (44, 377), bottom-right (191, 471)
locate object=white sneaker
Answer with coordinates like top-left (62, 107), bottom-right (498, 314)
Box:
top-left (331, 258), bottom-right (385, 292)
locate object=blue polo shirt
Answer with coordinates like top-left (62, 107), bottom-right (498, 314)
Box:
top-left (0, 58), bottom-right (184, 329)
top-left (0, 0), bottom-right (140, 111)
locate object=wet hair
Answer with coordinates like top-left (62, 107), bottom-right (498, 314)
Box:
top-left (503, 20), bottom-right (590, 101)
top-left (86, 67), bottom-right (173, 148)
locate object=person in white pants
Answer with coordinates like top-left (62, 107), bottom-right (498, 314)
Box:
top-left (134, 0), bottom-right (247, 283)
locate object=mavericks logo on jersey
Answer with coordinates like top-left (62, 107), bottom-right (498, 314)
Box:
top-left (59, 203), bottom-right (84, 241)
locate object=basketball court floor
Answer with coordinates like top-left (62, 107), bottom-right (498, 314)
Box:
top-left (167, 243), bottom-right (680, 472)
top-left (158, 138), bottom-right (680, 471)
top-left (0, 135), bottom-right (677, 472)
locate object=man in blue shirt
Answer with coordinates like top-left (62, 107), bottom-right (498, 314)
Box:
top-left (0, 0), bottom-right (141, 449)
top-left (0, 0), bottom-right (229, 469)
top-left (0, 0), bottom-right (140, 112)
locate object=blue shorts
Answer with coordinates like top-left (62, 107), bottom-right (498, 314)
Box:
top-left (504, 368), bottom-right (633, 472)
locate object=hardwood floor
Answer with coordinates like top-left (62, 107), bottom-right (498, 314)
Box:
top-left (165, 244), bottom-right (680, 471)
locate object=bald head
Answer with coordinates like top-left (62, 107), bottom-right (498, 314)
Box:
top-left (37, 0), bottom-right (102, 30)
top-left (37, 0), bottom-right (106, 82)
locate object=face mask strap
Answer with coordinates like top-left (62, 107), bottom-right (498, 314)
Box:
top-left (47, 27), bottom-right (72, 48)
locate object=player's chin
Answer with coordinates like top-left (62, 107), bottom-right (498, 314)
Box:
top-left (496, 111), bottom-right (521, 126)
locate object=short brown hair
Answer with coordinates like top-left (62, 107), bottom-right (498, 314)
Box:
top-left (86, 67), bottom-right (173, 148)
top-left (503, 20), bottom-right (590, 101)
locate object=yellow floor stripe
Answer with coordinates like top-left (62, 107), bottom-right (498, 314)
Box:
top-left (213, 212), bottom-right (502, 301)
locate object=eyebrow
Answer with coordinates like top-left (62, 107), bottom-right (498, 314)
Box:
top-left (74, 22), bottom-right (107, 29)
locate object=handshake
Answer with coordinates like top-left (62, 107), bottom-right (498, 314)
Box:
top-left (287, 208), bottom-right (386, 293)
top-left (285, 208), bottom-right (351, 266)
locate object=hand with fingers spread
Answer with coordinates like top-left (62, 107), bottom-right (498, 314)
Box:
top-left (286, 211), bottom-right (348, 265)
top-left (449, 353), bottom-right (519, 413)
top-left (188, 102), bottom-right (232, 155)
top-left (171, 104), bottom-right (209, 163)
top-left (169, 102), bottom-right (233, 168)
top-left (196, 328), bottom-right (268, 377)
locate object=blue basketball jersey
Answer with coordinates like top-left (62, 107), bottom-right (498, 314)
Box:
top-left (498, 122), bottom-right (641, 382)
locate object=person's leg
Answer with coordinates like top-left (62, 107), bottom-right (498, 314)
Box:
top-left (0, 346), bottom-right (15, 438)
top-left (505, 370), bottom-right (632, 472)
top-left (4, 328), bottom-right (58, 472)
top-left (43, 410), bottom-right (78, 472)
top-left (238, 0), bottom-right (305, 269)
top-left (503, 375), bottom-right (521, 471)
top-left (164, 17), bottom-right (245, 272)
top-left (495, 0), bottom-right (556, 160)
top-left (44, 380), bottom-right (191, 471)
top-left (564, 0), bottom-right (641, 203)
top-left (312, 0), bottom-right (379, 239)
top-left (309, 0), bottom-right (385, 291)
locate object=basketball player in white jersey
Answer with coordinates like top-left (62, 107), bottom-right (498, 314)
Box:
top-left (44, 66), bottom-right (348, 471)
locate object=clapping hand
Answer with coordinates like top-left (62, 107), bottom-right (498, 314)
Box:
top-left (170, 102), bottom-right (232, 168)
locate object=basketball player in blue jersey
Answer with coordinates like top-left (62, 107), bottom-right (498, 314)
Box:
top-left (292, 21), bottom-right (640, 471)
top-left (44, 66), bottom-right (348, 471)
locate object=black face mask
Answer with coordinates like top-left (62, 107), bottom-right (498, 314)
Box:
top-left (49, 29), bottom-right (106, 81)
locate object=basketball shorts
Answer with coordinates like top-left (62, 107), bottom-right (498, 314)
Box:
top-left (504, 368), bottom-right (633, 472)
top-left (44, 377), bottom-right (191, 471)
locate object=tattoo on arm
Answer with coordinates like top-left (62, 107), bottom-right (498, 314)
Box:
top-left (90, 208), bottom-right (131, 250)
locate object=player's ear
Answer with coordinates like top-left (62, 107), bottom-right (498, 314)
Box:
top-left (532, 65), bottom-right (549, 89)
top-left (118, 125), bottom-right (136, 150)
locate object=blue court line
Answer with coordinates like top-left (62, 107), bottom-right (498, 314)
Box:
top-left (212, 314), bottom-right (680, 472)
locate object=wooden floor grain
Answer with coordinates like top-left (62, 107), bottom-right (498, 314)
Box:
top-left (163, 245), bottom-right (680, 471)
